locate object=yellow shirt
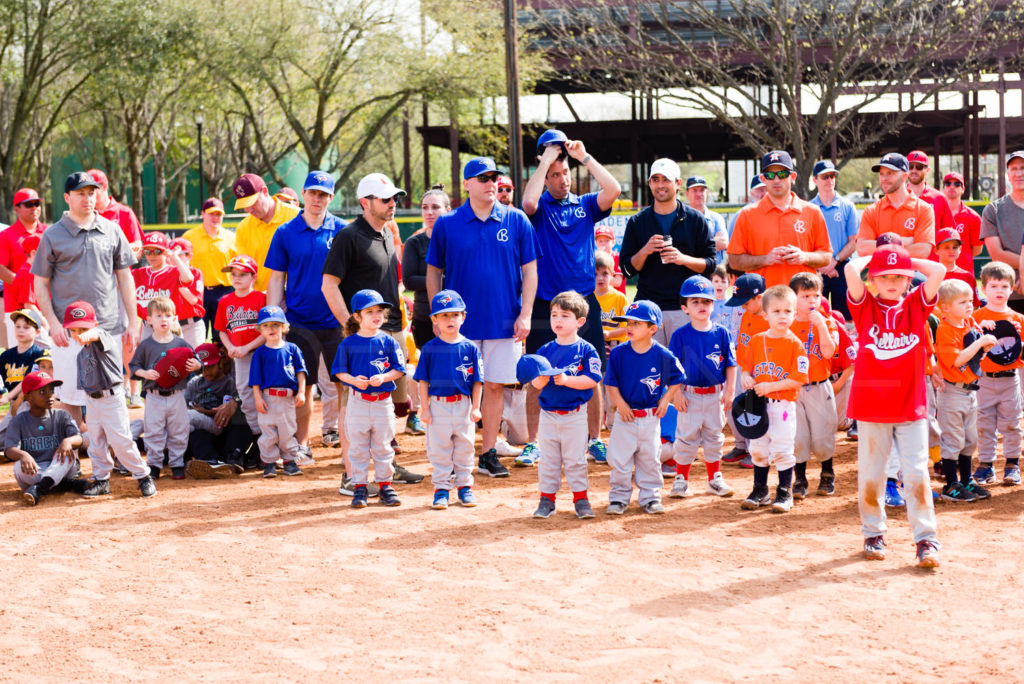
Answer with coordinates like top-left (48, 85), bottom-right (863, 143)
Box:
top-left (181, 225), bottom-right (238, 288)
top-left (235, 199), bottom-right (299, 292)
top-left (596, 289), bottom-right (628, 339)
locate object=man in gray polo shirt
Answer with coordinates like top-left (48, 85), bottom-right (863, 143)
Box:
top-left (32, 171), bottom-right (140, 425)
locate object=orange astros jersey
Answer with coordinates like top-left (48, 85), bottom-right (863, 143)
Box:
top-left (934, 317), bottom-right (979, 384)
top-left (790, 316), bottom-right (839, 383)
top-left (744, 330), bottom-right (809, 402)
top-left (972, 308), bottom-right (1024, 372)
top-left (736, 310), bottom-right (770, 370)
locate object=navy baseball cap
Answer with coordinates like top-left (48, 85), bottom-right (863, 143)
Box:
top-left (761, 150), bottom-right (794, 171)
top-left (536, 129), bottom-right (568, 152)
top-left (985, 319), bottom-right (1022, 367)
top-left (961, 329), bottom-right (984, 377)
top-left (64, 171), bottom-right (101, 193)
top-left (725, 273), bottom-right (766, 307)
top-left (812, 160), bottom-right (838, 176)
top-left (303, 170), bottom-right (335, 194)
top-left (872, 153), bottom-right (909, 173)
top-left (679, 275), bottom-right (715, 300)
top-left (257, 306), bottom-right (288, 325)
top-left (613, 300), bottom-right (662, 327)
top-left (750, 176), bottom-right (765, 190)
top-left (463, 157), bottom-right (499, 180)
top-left (430, 289), bottom-right (466, 316)
top-left (685, 176), bottom-right (708, 189)
top-left (350, 289), bottom-right (394, 312)
top-left (731, 390), bottom-right (769, 440)
top-left (516, 354), bottom-right (569, 384)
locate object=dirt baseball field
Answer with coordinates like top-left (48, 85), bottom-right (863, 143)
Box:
top-left (2, 411), bottom-right (1022, 682)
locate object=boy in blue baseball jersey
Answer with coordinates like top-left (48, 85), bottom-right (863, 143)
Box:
top-left (668, 275), bottom-right (737, 499)
top-left (603, 300), bottom-right (684, 515)
top-left (333, 289), bottom-right (407, 509)
top-left (528, 291), bottom-right (602, 520)
top-left (414, 290), bottom-right (484, 510)
top-left (249, 306), bottom-right (307, 478)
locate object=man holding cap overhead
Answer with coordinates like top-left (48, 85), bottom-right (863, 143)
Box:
top-left (810, 160), bottom-right (859, 317)
top-left (0, 188), bottom-right (47, 346)
top-left (87, 168), bottom-right (143, 260)
top-left (982, 151), bottom-right (1024, 315)
top-left (906, 150), bottom-right (955, 233)
top-left (728, 150), bottom-right (832, 288)
top-left (856, 153), bottom-right (935, 258)
top-left (233, 173), bottom-right (300, 293)
top-left (684, 175), bottom-right (728, 264)
top-left (427, 157), bottom-right (538, 478)
top-left (940, 172), bottom-right (982, 275)
top-left (182, 198), bottom-right (238, 339)
top-left (619, 158), bottom-right (715, 344)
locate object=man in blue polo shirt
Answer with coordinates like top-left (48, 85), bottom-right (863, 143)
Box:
top-left (426, 157), bottom-right (538, 478)
top-left (520, 130), bottom-right (621, 466)
top-left (809, 160), bottom-right (859, 317)
top-left (685, 175), bottom-right (728, 264)
top-left (265, 170), bottom-right (347, 462)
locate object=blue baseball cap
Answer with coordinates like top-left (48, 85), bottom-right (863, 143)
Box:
top-left (872, 153), bottom-right (909, 173)
top-left (516, 354), bottom-right (569, 384)
top-left (463, 157), bottom-right (499, 180)
top-left (613, 300), bottom-right (662, 327)
top-left (430, 289), bottom-right (466, 316)
top-left (257, 306), bottom-right (288, 325)
top-left (685, 176), bottom-right (708, 189)
top-left (750, 176), bottom-right (765, 190)
top-left (679, 275), bottom-right (716, 300)
top-left (303, 170), bottom-right (335, 194)
top-left (761, 150), bottom-right (794, 172)
top-left (725, 273), bottom-right (766, 307)
top-left (536, 129), bottom-right (568, 152)
top-left (350, 289), bottom-right (394, 312)
top-left (812, 160), bottom-right (838, 176)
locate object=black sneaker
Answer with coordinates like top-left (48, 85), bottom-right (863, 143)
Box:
top-left (741, 484), bottom-right (771, 510)
top-left (722, 447), bottom-right (748, 463)
top-left (149, 465), bottom-right (162, 479)
top-left (226, 449), bottom-right (245, 474)
top-left (23, 484), bottom-right (42, 506)
top-left (82, 478), bottom-right (111, 498)
top-left (964, 479), bottom-right (992, 501)
top-left (379, 484), bottom-right (401, 506)
top-left (941, 482), bottom-right (978, 503)
top-left (282, 461), bottom-right (303, 476)
top-left (138, 475), bottom-right (157, 498)
top-left (816, 473), bottom-right (836, 496)
top-left (351, 485), bottom-right (369, 508)
top-left (393, 463), bottom-right (425, 484)
top-left (771, 486), bottom-right (794, 513)
top-left (171, 467), bottom-right (186, 480)
top-left (792, 478), bottom-right (809, 500)
top-left (477, 449), bottom-right (509, 478)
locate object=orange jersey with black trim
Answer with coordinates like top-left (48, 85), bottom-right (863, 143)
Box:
top-left (736, 309), bottom-right (769, 370)
top-left (972, 308), bottom-right (1024, 372)
top-left (744, 330), bottom-right (809, 402)
top-left (935, 317), bottom-right (979, 384)
top-left (790, 315), bottom-right (840, 382)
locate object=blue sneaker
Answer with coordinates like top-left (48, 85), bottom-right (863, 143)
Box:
top-left (973, 465), bottom-right (996, 485)
top-left (587, 439), bottom-right (608, 463)
top-left (431, 489), bottom-right (449, 510)
top-left (515, 442), bottom-right (540, 467)
top-left (884, 479), bottom-right (905, 508)
top-left (405, 413), bottom-right (426, 435)
top-left (457, 486), bottom-right (477, 507)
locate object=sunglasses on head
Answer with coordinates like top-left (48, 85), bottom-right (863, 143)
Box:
top-left (19, 200), bottom-right (41, 208)
top-left (762, 170), bottom-right (791, 180)
top-left (909, 163), bottom-right (927, 170)
top-left (366, 195), bottom-right (397, 204)
top-left (943, 180), bottom-right (963, 188)
top-left (475, 173), bottom-right (500, 184)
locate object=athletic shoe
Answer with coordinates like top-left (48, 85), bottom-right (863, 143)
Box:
top-left (847, 422), bottom-right (858, 441)
top-left (138, 475), bottom-right (157, 498)
top-left (941, 482), bottom-right (977, 503)
top-left (1004, 466), bottom-right (1022, 486)
top-left (82, 478), bottom-right (111, 498)
top-left (973, 465), bottom-right (997, 485)
top-left (23, 484), bottom-right (41, 506)
top-left (351, 486), bottom-right (368, 508)
top-left (606, 501), bottom-right (627, 515)
top-left (405, 413), bottom-right (426, 435)
top-left (738, 455), bottom-right (754, 469)
top-left (661, 460), bottom-right (678, 477)
top-left (722, 447), bottom-right (748, 463)
top-left (741, 484), bottom-right (771, 510)
top-left (379, 484), bottom-right (401, 506)
top-left (933, 460), bottom-right (945, 482)
top-left (964, 479), bottom-right (992, 501)
top-left (432, 489), bottom-right (449, 510)
top-left (771, 486), bottom-right (794, 513)
top-left (294, 445), bottom-right (315, 467)
top-left (282, 461), bottom-right (303, 476)
top-left (816, 473), bottom-right (836, 497)
top-left (574, 498), bottom-right (595, 519)
top-left (393, 463), bottom-right (425, 484)
top-left (128, 393), bottom-right (144, 409)
top-left (515, 442), bottom-right (540, 467)
top-left (642, 500), bottom-right (665, 514)
top-left (792, 478), bottom-right (809, 500)
top-left (114, 461), bottom-right (131, 476)
top-left (669, 476), bottom-right (691, 499)
top-left (884, 480), bottom-right (905, 508)
top-left (863, 535), bottom-right (886, 560)
top-left (477, 449), bottom-right (509, 478)
top-left (225, 450), bottom-right (245, 474)
top-left (263, 463), bottom-right (277, 478)
top-left (916, 540), bottom-right (941, 568)
top-left (320, 430), bottom-right (340, 448)
top-left (186, 459), bottom-right (235, 480)
top-left (705, 472), bottom-right (734, 497)
top-left (391, 437), bottom-right (402, 455)
top-left (493, 437), bottom-right (522, 457)
top-left (149, 465), bottom-right (162, 479)
top-left (586, 439), bottom-right (608, 464)
top-left (532, 498), bottom-right (556, 519)
top-left (171, 467), bottom-right (186, 480)
top-left (457, 487), bottom-right (477, 507)
top-left (338, 476), bottom-right (379, 498)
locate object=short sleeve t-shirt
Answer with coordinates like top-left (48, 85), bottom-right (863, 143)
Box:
top-left (596, 289), bottom-right (628, 336)
top-left (972, 308), bottom-right (1024, 372)
top-left (185, 373), bottom-right (238, 410)
top-left (235, 199), bottom-right (300, 293)
top-left (249, 342), bottom-right (307, 390)
top-left (950, 203), bottom-right (982, 273)
top-left (829, 319), bottom-right (857, 375)
top-left (5, 408), bottom-right (79, 468)
top-left (934, 317), bottom-right (979, 384)
top-left (811, 194), bottom-right (859, 260)
top-left (743, 330), bottom-right (809, 402)
top-left (668, 323), bottom-right (735, 387)
top-left (321, 216), bottom-right (402, 333)
top-left (331, 331), bottom-right (406, 393)
top-left (736, 310), bottom-right (770, 369)
top-left (132, 265), bottom-right (184, 320)
top-left (129, 335), bottom-right (194, 392)
top-left (536, 338), bottom-right (602, 411)
top-left (215, 290), bottom-right (267, 348)
top-left (603, 341), bottom-right (684, 409)
top-left (789, 316), bottom-right (840, 383)
top-left (0, 343), bottom-right (44, 391)
top-left (413, 337), bottom-right (483, 397)
top-left (529, 191), bottom-right (610, 300)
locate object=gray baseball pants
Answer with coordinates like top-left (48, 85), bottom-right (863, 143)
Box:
top-left (795, 382), bottom-right (837, 465)
top-left (234, 353), bottom-right (260, 435)
top-left (937, 382), bottom-right (978, 461)
top-left (831, 374), bottom-right (853, 430)
top-left (726, 371), bottom-right (749, 451)
top-left (426, 395), bottom-right (475, 490)
top-left (607, 413), bottom-right (663, 506)
top-left (257, 392), bottom-right (299, 464)
top-left (85, 387), bottom-right (149, 480)
top-left (673, 387), bottom-right (725, 465)
top-left (345, 391), bottom-right (395, 486)
top-left (538, 407), bottom-right (589, 495)
top-left (188, 410), bottom-right (222, 435)
top-left (977, 374), bottom-right (1022, 465)
top-left (14, 457), bottom-right (77, 490)
top-left (144, 391), bottom-right (189, 469)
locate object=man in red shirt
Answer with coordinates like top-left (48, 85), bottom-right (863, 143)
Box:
top-left (940, 171), bottom-right (982, 274)
top-left (87, 168), bottom-right (143, 260)
top-left (906, 151), bottom-right (954, 233)
top-left (0, 188), bottom-right (47, 347)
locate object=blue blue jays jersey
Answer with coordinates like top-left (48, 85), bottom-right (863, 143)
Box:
top-left (668, 323), bottom-right (736, 387)
top-left (249, 342), bottom-right (307, 390)
top-left (413, 337), bottom-right (484, 397)
top-left (331, 332), bottom-right (406, 393)
top-left (536, 338), bottom-right (602, 411)
top-left (603, 341), bottom-right (684, 409)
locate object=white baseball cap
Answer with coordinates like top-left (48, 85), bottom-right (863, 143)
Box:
top-left (648, 158), bottom-right (681, 182)
top-left (356, 173), bottom-right (407, 200)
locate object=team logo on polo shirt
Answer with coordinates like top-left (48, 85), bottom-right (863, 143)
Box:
top-left (496, 228), bottom-right (509, 242)
top-left (865, 324), bottom-right (919, 360)
top-left (793, 220), bottom-right (805, 234)
top-left (370, 356), bottom-right (391, 373)
top-left (904, 217), bottom-right (916, 231)
top-left (573, 206), bottom-right (587, 219)
top-left (640, 373), bottom-right (662, 394)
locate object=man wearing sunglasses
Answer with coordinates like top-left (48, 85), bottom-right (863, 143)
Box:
top-left (940, 171), bottom-right (982, 274)
top-left (906, 151), bottom-right (955, 237)
top-left (496, 175), bottom-right (515, 206)
top-left (810, 160), bottom-right (859, 317)
top-left (728, 150), bottom-right (831, 287)
top-left (856, 153), bottom-right (935, 258)
top-left (0, 188), bottom-right (47, 347)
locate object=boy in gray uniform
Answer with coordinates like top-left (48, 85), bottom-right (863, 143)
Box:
top-left (64, 300), bottom-right (155, 498)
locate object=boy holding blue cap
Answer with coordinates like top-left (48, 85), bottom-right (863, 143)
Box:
top-left (722, 273), bottom-right (767, 466)
top-left (603, 300), bottom-right (684, 515)
top-left (414, 289), bottom-right (484, 510)
top-left (250, 306), bottom-right (307, 478)
top-left (668, 275), bottom-right (737, 499)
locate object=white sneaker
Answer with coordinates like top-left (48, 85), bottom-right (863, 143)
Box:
top-left (705, 472), bottom-right (734, 497)
top-left (295, 445), bottom-right (315, 467)
top-left (669, 475), bottom-right (691, 498)
top-left (493, 437), bottom-right (522, 457)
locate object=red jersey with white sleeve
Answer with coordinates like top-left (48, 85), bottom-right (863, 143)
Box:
top-left (847, 285), bottom-right (936, 423)
top-left (7, 262), bottom-right (37, 309)
top-left (132, 265), bottom-right (184, 320)
top-left (950, 203), bottom-right (982, 273)
top-left (98, 198), bottom-right (143, 246)
top-left (215, 290), bottom-right (267, 347)
top-left (174, 265), bottom-right (205, 320)
top-left (829, 318), bottom-right (856, 375)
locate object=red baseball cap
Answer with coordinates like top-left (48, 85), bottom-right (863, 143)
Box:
top-left (221, 255), bottom-right (258, 275)
top-left (21, 234), bottom-right (40, 253)
top-left (63, 300), bottom-right (98, 329)
top-left (143, 232), bottom-right (171, 251)
top-left (906, 151), bottom-right (929, 166)
top-left (202, 197), bottom-right (225, 214)
top-left (86, 168), bottom-right (110, 187)
top-left (595, 225), bottom-right (615, 240)
top-left (868, 244), bottom-right (915, 278)
top-left (497, 175), bottom-right (513, 189)
top-left (233, 173), bottom-right (267, 210)
top-left (936, 228), bottom-right (962, 246)
top-left (12, 188), bottom-right (39, 206)
top-left (169, 237), bottom-right (192, 254)
top-left (21, 370), bottom-right (62, 395)
top-left (194, 342), bottom-right (222, 367)
top-left (154, 347), bottom-right (196, 388)
top-left (274, 187), bottom-right (299, 202)
top-left (943, 172), bottom-right (965, 185)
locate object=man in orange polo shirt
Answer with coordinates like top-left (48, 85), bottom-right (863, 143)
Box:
top-left (856, 153), bottom-right (935, 258)
top-left (727, 150), bottom-right (831, 287)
